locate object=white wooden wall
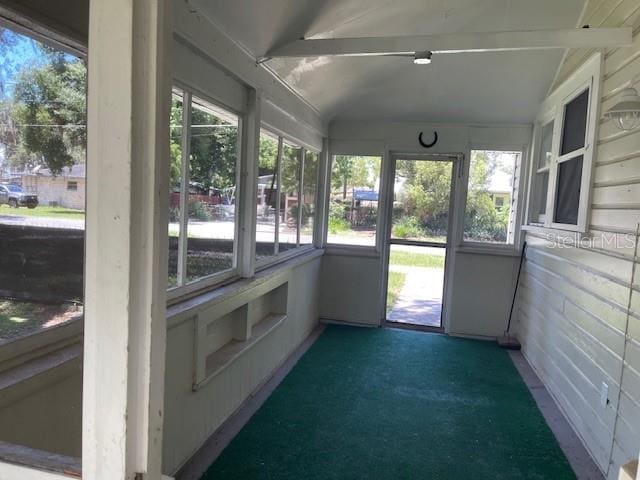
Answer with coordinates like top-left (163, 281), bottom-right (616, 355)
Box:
top-left (518, 1), bottom-right (640, 477)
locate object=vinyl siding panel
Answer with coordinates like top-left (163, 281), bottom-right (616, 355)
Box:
top-left (519, 1), bottom-right (640, 476)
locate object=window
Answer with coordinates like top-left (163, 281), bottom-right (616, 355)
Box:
top-left (529, 119), bottom-right (553, 224)
top-left (327, 155), bottom-right (382, 247)
top-left (553, 88), bottom-right (589, 226)
top-left (301, 150), bottom-right (318, 245)
top-left (526, 52), bottom-right (600, 232)
top-left (168, 88), bottom-right (240, 290)
top-left (0, 25), bottom-right (86, 344)
top-left (463, 150), bottom-right (521, 245)
top-left (255, 132), bottom-right (320, 265)
top-left (256, 130), bottom-right (278, 261)
top-left (168, 90), bottom-right (184, 287)
top-left (279, 141), bottom-right (301, 251)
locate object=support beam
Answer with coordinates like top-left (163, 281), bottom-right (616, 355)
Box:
top-left (266, 28), bottom-right (632, 59)
top-left (238, 88), bottom-right (261, 278)
top-left (84, 0), bottom-right (171, 479)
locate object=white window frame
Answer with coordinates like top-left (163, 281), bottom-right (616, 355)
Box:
top-left (528, 106), bottom-right (557, 226)
top-left (167, 84), bottom-right (243, 301)
top-left (254, 129), bottom-right (319, 272)
top-left (525, 52), bottom-right (602, 234)
top-left (458, 144), bottom-right (528, 253)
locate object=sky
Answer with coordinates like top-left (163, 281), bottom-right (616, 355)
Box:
top-left (0, 26), bottom-right (78, 100)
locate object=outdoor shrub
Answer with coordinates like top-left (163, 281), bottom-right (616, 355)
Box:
top-left (329, 201), bottom-right (347, 220)
top-left (392, 216), bottom-right (424, 239)
top-left (188, 200), bottom-right (211, 221)
top-left (328, 216), bottom-right (350, 234)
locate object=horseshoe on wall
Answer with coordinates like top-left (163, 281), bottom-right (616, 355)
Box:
top-left (419, 131), bottom-right (438, 148)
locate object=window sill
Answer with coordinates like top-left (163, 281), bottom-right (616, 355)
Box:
top-left (0, 319), bottom-right (83, 373)
top-left (167, 248), bottom-right (323, 329)
top-left (324, 245), bottom-right (380, 258)
top-left (522, 224), bottom-right (588, 240)
top-left (456, 244), bottom-right (521, 257)
top-left (255, 245), bottom-right (316, 272)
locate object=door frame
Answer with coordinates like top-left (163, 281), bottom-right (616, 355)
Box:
top-left (380, 152), bottom-right (464, 332)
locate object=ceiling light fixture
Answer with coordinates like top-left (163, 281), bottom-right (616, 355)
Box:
top-left (604, 87), bottom-right (640, 131)
top-left (414, 51), bottom-right (432, 65)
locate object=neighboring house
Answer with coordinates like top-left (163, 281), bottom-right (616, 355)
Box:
top-left (487, 169), bottom-right (513, 210)
top-left (21, 164), bottom-right (85, 210)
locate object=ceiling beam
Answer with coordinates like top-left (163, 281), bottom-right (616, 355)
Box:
top-left (265, 28), bottom-right (632, 59)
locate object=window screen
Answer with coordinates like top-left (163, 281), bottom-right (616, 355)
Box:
top-left (554, 155), bottom-right (583, 225)
top-left (560, 89), bottom-right (589, 155)
top-left (327, 156), bottom-right (382, 246)
top-left (463, 151), bottom-right (520, 244)
top-left (534, 171), bottom-right (549, 216)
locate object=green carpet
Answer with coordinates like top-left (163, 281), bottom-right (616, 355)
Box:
top-left (201, 325), bottom-right (575, 480)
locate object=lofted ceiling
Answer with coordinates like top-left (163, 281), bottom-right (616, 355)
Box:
top-left (192, 0), bottom-right (587, 124)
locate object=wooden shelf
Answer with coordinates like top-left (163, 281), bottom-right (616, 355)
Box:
top-left (192, 277), bottom-right (289, 389)
top-left (196, 314), bottom-right (287, 389)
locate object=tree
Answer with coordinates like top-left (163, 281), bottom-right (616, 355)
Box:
top-left (330, 155), bottom-right (378, 200)
top-left (188, 106), bottom-right (237, 199)
top-left (3, 42), bottom-right (86, 174)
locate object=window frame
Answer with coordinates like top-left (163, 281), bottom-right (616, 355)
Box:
top-left (458, 144), bottom-right (528, 253)
top-left (253, 128), bottom-right (320, 272)
top-left (528, 107), bottom-right (557, 226)
top-left (525, 52), bottom-right (602, 234)
top-left (167, 84), bottom-right (244, 302)
top-left (167, 82), bottom-right (323, 303)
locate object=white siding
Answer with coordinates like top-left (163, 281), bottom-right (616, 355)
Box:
top-left (518, 1), bottom-right (640, 477)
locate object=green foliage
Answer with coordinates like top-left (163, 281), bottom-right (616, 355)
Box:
top-left (394, 152), bottom-right (511, 242)
top-left (188, 200), bottom-right (210, 222)
top-left (327, 201), bottom-right (350, 234)
top-left (389, 250), bottom-right (445, 268)
top-left (281, 144), bottom-right (301, 194)
top-left (188, 106), bottom-right (237, 194)
top-left (258, 135), bottom-right (278, 173)
top-left (328, 216), bottom-right (350, 234)
top-left (331, 155), bottom-right (379, 199)
top-left (386, 271), bottom-right (406, 313)
top-left (463, 151), bottom-right (512, 242)
top-left (169, 98), bottom-right (183, 186)
top-left (392, 216), bottom-right (424, 239)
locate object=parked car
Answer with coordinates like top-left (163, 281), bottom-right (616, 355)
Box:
top-left (0, 184), bottom-right (38, 209)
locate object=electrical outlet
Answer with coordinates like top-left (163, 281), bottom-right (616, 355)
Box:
top-left (600, 382), bottom-right (609, 407)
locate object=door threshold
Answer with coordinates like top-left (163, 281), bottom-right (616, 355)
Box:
top-left (382, 320), bottom-right (444, 334)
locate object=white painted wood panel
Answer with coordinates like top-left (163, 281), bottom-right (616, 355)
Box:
top-left (163, 256), bottom-right (321, 475)
top-left (521, 4), bottom-right (640, 474)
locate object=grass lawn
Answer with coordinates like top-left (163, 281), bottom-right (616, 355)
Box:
top-left (386, 270), bottom-right (406, 313)
top-left (389, 250), bottom-right (445, 268)
top-left (0, 204), bottom-right (85, 220)
top-left (0, 299), bottom-right (82, 342)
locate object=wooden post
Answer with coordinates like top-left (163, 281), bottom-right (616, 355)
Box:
top-left (84, 0), bottom-right (171, 478)
top-left (238, 89), bottom-right (261, 277)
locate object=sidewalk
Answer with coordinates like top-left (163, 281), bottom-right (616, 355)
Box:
top-left (387, 265), bottom-right (443, 327)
